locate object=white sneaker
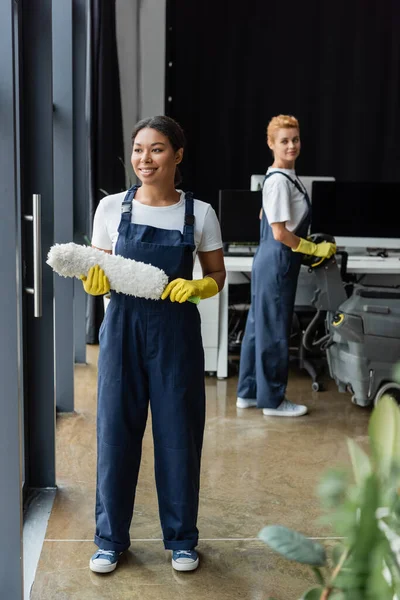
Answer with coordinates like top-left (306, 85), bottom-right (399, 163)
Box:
top-left (236, 397), bottom-right (258, 408)
top-left (262, 399), bottom-right (308, 417)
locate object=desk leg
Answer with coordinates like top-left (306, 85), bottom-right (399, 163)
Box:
top-left (217, 273), bottom-right (229, 379)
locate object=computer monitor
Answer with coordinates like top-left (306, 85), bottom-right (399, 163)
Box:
top-left (297, 176), bottom-right (335, 200)
top-left (250, 174), bottom-right (335, 199)
top-left (250, 175), bottom-right (264, 191)
top-left (218, 189), bottom-right (262, 245)
top-left (311, 181), bottom-right (400, 249)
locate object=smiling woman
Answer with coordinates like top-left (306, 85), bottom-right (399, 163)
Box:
top-left (131, 115), bottom-right (185, 189)
top-left (81, 115), bottom-right (225, 575)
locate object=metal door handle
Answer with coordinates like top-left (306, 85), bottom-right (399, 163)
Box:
top-left (24, 194), bottom-right (42, 317)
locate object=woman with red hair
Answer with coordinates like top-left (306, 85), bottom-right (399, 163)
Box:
top-left (236, 115), bottom-right (335, 417)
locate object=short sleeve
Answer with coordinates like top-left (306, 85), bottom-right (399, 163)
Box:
top-left (91, 201), bottom-right (113, 251)
top-left (263, 176), bottom-right (292, 224)
top-left (198, 206), bottom-right (223, 252)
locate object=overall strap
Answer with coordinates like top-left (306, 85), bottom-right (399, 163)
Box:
top-left (263, 172), bottom-right (311, 236)
top-left (264, 171), bottom-right (308, 199)
top-left (120, 185), bottom-right (140, 219)
top-left (183, 191), bottom-right (195, 246)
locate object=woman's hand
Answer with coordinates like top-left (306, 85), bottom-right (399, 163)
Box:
top-left (80, 265), bottom-right (110, 296)
top-left (161, 277), bottom-right (219, 303)
top-left (293, 238), bottom-right (336, 259)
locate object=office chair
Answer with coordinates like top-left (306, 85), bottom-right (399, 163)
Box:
top-left (290, 306), bottom-right (326, 391)
top-left (289, 265), bottom-right (327, 390)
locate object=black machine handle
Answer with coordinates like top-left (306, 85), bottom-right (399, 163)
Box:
top-left (336, 250), bottom-right (349, 281)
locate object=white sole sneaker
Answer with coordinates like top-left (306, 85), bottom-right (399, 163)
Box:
top-left (89, 557), bottom-right (118, 573)
top-left (236, 397), bottom-right (257, 408)
top-left (262, 405), bottom-right (308, 417)
top-left (172, 556), bottom-right (199, 572)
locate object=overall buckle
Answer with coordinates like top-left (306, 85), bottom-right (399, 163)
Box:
top-left (121, 203), bottom-right (132, 213)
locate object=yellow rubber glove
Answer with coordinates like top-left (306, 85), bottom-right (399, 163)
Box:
top-left (293, 238), bottom-right (337, 259)
top-left (161, 276), bottom-right (219, 303)
top-left (79, 265), bottom-right (110, 296)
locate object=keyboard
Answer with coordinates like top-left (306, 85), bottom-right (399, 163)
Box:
top-left (224, 245), bottom-right (258, 257)
top-left (349, 255), bottom-right (391, 261)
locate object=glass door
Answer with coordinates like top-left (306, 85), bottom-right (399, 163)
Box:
top-left (0, 1), bottom-right (56, 596)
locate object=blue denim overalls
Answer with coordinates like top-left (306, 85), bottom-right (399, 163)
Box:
top-left (95, 185), bottom-right (205, 552)
top-left (237, 172), bottom-right (311, 408)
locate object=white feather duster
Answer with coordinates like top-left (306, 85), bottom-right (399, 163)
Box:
top-left (47, 242), bottom-right (169, 301)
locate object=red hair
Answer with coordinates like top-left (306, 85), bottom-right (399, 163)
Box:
top-left (267, 114), bottom-right (299, 144)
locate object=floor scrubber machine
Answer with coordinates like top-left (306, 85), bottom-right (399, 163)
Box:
top-left (301, 234), bottom-right (400, 407)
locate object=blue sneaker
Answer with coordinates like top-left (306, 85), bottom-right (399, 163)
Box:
top-left (89, 549), bottom-right (120, 573)
top-left (172, 550), bottom-right (199, 571)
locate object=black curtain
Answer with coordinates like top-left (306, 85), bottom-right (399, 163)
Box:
top-left (165, 0), bottom-right (400, 211)
top-left (86, 0), bottom-right (125, 343)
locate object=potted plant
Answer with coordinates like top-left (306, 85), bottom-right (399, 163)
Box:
top-left (259, 395), bottom-right (400, 599)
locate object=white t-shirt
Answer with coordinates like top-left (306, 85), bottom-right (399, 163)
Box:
top-left (263, 167), bottom-right (308, 232)
top-left (91, 189), bottom-right (223, 257)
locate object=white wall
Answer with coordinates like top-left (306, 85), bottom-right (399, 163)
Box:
top-left (116, 0), bottom-right (166, 186)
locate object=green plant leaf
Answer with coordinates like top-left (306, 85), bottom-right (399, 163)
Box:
top-left (300, 587), bottom-right (323, 599)
top-left (258, 526), bottom-right (327, 566)
top-left (369, 395), bottom-right (400, 476)
top-left (354, 474), bottom-right (381, 559)
top-left (366, 541), bottom-right (394, 600)
top-left (332, 474), bottom-right (382, 596)
top-left (380, 537), bottom-right (400, 594)
top-left (347, 439), bottom-right (371, 486)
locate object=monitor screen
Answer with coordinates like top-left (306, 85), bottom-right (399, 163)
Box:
top-left (311, 181), bottom-right (400, 248)
top-left (218, 190), bottom-right (262, 244)
top-left (250, 174), bottom-right (335, 197)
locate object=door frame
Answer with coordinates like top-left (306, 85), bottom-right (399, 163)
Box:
top-left (0, 2), bottom-right (24, 598)
top-left (20, 0), bottom-right (56, 491)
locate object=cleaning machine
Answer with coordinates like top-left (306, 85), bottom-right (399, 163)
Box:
top-left (301, 235), bottom-right (400, 407)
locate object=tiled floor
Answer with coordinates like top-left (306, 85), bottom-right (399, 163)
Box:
top-left (31, 345), bottom-right (370, 599)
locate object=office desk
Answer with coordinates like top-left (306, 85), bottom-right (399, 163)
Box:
top-left (105, 255), bottom-right (400, 378)
top-left (215, 255), bottom-right (400, 379)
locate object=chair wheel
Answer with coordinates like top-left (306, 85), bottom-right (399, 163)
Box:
top-left (312, 382), bottom-right (321, 392)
